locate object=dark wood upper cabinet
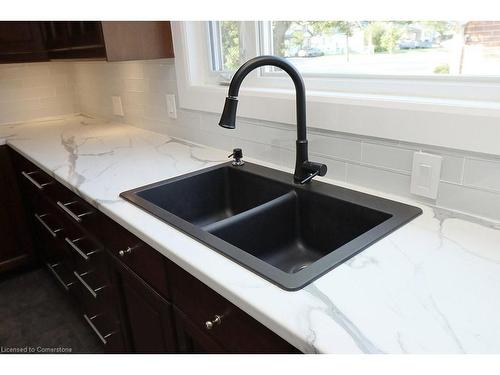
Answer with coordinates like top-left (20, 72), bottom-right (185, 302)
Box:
top-left (0, 21), bottom-right (174, 63)
top-left (0, 22), bottom-right (47, 63)
top-left (101, 21), bottom-right (174, 62)
top-left (41, 21), bottom-right (106, 59)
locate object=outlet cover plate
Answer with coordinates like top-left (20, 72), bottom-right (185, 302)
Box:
top-left (112, 96), bottom-right (124, 116)
top-left (166, 94), bottom-right (177, 119)
top-left (410, 152), bottom-right (442, 199)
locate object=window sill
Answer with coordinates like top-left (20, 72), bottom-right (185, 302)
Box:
top-left (177, 82), bottom-right (500, 156)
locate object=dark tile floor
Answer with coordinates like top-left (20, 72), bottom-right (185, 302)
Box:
top-left (0, 268), bottom-right (103, 353)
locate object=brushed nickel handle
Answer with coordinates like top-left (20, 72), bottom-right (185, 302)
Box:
top-left (35, 213), bottom-right (63, 237)
top-left (83, 314), bottom-right (116, 345)
top-left (205, 314), bottom-right (223, 330)
top-left (65, 237), bottom-right (99, 261)
top-left (22, 171), bottom-right (53, 190)
top-left (56, 200), bottom-right (93, 223)
top-left (46, 262), bottom-right (74, 291)
top-left (73, 271), bottom-right (106, 298)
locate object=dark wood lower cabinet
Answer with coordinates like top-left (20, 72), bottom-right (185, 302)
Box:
top-left (174, 307), bottom-right (225, 353)
top-left (0, 146), bottom-right (34, 274)
top-left (6, 146), bottom-right (300, 354)
top-left (113, 260), bottom-right (176, 353)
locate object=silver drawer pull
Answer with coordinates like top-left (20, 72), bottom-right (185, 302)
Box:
top-left (118, 247), bottom-right (132, 257)
top-left (73, 271), bottom-right (106, 298)
top-left (46, 262), bottom-right (74, 291)
top-left (22, 171), bottom-right (53, 190)
top-left (205, 314), bottom-right (223, 330)
top-left (35, 213), bottom-right (63, 237)
top-left (118, 244), bottom-right (141, 257)
top-left (65, 237), bottom-right (99, 261)
top-left (57, 200), bottom-right (93, 223)
top-left (83, 314), bottom-right (116, 345)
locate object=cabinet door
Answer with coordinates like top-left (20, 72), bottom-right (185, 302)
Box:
top-left (0, 146), bottom-right (34, 273)
top-left (101, 21), bottom-right (174, 61)
top-left (173, 307), bottom-right (225, 354)
top-left (41, 21), bottom-right (106, 59)
top-left (0, 22), bottom-right (47, 63)
top-left (115, 261), bottom-right (176, 353)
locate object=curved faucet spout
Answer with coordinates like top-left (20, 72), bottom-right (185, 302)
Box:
top-left (219, 55), bottom-right (326, 184)
top-left (223, 56), bottom-right (306, 141)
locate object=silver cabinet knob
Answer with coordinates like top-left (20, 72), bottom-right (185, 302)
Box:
top-left (205, 314), bottom-right (222, 330)
top-left (118, 247), bottom-right (133, 257)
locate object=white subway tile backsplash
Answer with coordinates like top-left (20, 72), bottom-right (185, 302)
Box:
top-left (143, 61), bottom-right (176, 81)
top-left (27, 74), bottom-right (68, 88)
top-left (346, 163), bottom-right (412, 197)
top-left (0, 79), bottom-right (24, 90)
top-left (440, 154), bottom-right (465, 184)
top-left (3, 58), bottom-right (490, 222)
top-left (123, 78), bottom-right (148, 93)
top-left (227, 119), bottom-right (296, 150)
top-left (0, 65), bottom-right (24, 80)
top-left (438, 182), bottom-right (500, 221)
top-left (463, 158), bottom-right (500, 192)
top-left (0, 62), bottom-right (76, 125)
top-left (310, 155), bottom-right (347, 181)
top-left (361, 142), bottom-right (413, 172)
top-left (23, 64), bottom-right (50, 77)
top-left (117, 62), bottom-right (144, 79)
top-left (308, 133), bottom-right (362, 161)
top-left (148, 78), bottom-right (177, 94)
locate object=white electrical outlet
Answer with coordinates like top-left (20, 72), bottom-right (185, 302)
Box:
top-left (166, 94), bottom-right (177, 119)
top-left (410, 152), bottom-right (442, 199)
top-left (111, 96), bottom-right (124, 116)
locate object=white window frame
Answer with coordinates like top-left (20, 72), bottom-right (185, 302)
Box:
top-left (172, 21), bottom-right (500, 156)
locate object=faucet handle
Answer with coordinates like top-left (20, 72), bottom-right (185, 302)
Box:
top-left (228, 148), bottom-right (244, 166)
top-left (300, 170), bottom-right (320, 184)
top-left (298, 161), bottom-right (327, 184)
top-left (303, 161), bottom-right (327, 176)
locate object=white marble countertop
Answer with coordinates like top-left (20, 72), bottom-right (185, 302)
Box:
top-left (2, 114), bottom-right (500, 353)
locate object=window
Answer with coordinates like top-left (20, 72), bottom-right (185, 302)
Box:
top-left (209, 21), bottom-right (500, 77)
top-left (209, 21), bottom-right (242, 72)
top-left (172, 21), bottom-right (500, 157)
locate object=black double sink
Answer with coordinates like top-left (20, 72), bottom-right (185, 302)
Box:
top-left (120, 162), bottom-right (421, 290)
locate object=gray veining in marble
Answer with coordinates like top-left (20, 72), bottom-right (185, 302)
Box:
top-left (1, 114), bottom-right (500, 354)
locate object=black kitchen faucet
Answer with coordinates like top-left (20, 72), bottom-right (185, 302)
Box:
top-left (218, 55), bottom-right (327, 184)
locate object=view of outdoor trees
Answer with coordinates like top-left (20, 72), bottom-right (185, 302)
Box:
top-left (215, 21), bottom-right (500, 76)
top-left (219, 21), bottom-right (240, 71)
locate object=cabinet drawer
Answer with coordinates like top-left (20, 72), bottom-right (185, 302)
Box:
top-left (10, 149), bottom-right (96, 223)
top-left (75, 269), bottom-right (116, 321)
top-left (167, 262), bottom-right (299, 353)
top-left (82, 311), bottom-right (125, 352)
top-left (11, 150), bottom-right (169, 299)
top-left (62, 226), bottom-right (105, 275)
top-left (10, 150), bottom-right (59, 200)
top-left (73, 264), bottom-right (111, 300)
top-left (45, 260), bottom-right (76, 292)
top-left (32, 200), bottom-right (71, 264)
